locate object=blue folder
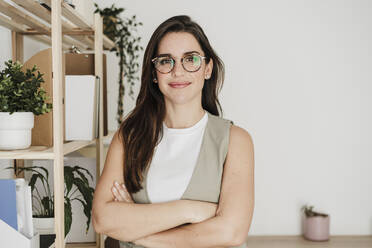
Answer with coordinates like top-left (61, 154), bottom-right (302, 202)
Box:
top-left (0, 179), bottom-right (18, 231)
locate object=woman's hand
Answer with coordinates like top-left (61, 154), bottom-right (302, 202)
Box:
top-left (111, 181), bottom-right (134, 203)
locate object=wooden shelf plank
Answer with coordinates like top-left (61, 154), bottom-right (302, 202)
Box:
top-left (0, 15), bottom-right (85, 50)
top-left (63, 140), bottom-right (97, 155)
top-left (0, 13), bottom-right (24, 32)
top-left (0, 0), bottom-right (114, 51)
top-left (0, 0), bottom-right (50, 33)
top-left (0, 14), bottom-right (73, 50)
top-left (12, 0), bottom-right (90, 33)
top-left (0, 146), bottom-right (54, 159)
top-left (12, 0), bottom-right (52, 25)
top-left (0, 140), bottom-right (98, 160)
top-left (11, 0), bottom-right (94, 50)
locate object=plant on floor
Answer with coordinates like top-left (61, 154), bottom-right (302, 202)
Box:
top-left (94, 3), bottom-right (143, 125)
top-left (301, 205), bottom-right (328, 217)
top-left (7, 165), bottom-right (94, 236)
top-left (0, 60), bottom-right (52, 115)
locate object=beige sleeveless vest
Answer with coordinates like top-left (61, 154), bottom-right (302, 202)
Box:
top-left (119, 111), bottom-right (246, 248)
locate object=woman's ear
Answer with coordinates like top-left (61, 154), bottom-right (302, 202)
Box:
top-left (205, 58), bottom-right (213, 79)
top-left (152, 70), bottom-right (158, 83)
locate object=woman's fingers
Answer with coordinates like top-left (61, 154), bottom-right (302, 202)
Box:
top-left (111, 186), bottom-right (124, 201)
top-left (112, 181), bottom-right (134, 203)
top-left (115, 181), bottom-right (128, 200)
top-left (120, 183), bottom-right (134, 203)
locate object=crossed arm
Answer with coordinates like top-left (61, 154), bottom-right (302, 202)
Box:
top-left (92, 125), bottom-right (254, 247)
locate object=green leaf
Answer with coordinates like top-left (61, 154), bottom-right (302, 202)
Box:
top-left (73, 178), bottom-right (94, 233)
top-left (64, 198), bottom-right (72, 236)
top-left (29, 174), bottom-right (40, 192)
top-left (93, 3), bottom-right (143, 126)
top-left (41, 196), bottom-right (53, 217)
top-left (64, 166), bottom-right (74, 195)
top-left (0, 60), bottom-right (52, 115)
top-left (4, 163), bottom-right (95, 236)
top-left (72, 165), bottom-right (93, 184)
top-left (74, 198), bottom-right (91, 234)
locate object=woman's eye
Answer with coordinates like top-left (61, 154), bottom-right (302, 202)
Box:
top-left (159, 58), bottom-right (172, 65)
top-left (185, 56), bottom-right (194, 62)
top-left (185, 55), bottom-right (200, 63)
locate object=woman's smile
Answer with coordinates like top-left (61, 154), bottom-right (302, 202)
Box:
top-left (168, 82), bottom-right (191, 88)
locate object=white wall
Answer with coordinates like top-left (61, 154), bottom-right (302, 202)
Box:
top-left (1, 0), bottom-right (371, 236)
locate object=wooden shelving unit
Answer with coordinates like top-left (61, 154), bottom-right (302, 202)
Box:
top-left (0, 0), bottom-right (114, 247)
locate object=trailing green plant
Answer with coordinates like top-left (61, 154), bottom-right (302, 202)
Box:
top-left (94, 3), bottom-right (143, 125)
top-left (301, 205), bottom-right (328, 218)
top-left (7, 165), bottom-right (95, 236)
top-left (0, 60), bottom-right (52, 115)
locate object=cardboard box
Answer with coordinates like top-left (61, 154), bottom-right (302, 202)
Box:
top-left (23, 48), bottom-right (66, 147)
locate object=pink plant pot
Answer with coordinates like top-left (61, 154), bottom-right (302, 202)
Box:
top-left (303, 215), bottom-right (330, 241)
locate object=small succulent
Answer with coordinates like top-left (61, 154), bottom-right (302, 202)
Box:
top-left (301, 205), bottom-right (328, 218)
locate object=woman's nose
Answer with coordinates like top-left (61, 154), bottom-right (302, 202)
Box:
top-left (171, 59), bottom-right (185, 77)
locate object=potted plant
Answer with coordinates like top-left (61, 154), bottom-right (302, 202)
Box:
top-left (94, 3), bottom-right (143, 125)
top-left (7, 165), bottom-right (94, 238)
top-left (0, 60), bottom-right (52, 150)
top-left (301, 205), bottom-right (330, 241)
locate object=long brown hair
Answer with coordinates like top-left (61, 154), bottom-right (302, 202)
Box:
top-left (118, 15), bottom-right (225, 193)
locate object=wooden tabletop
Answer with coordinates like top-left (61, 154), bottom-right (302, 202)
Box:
top-left (245, 235), bottom-right (372, 248)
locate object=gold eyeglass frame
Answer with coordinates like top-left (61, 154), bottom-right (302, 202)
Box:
top-left (151, 54), bottom-right (207, 74)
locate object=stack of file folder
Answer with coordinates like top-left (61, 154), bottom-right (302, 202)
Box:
top-left (0, 179), bottom-right (39, 247)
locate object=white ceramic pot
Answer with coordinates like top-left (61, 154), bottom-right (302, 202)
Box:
top-left (33, 217), bottom-right (55, 232)
top-left (0, 112), bottom-right (34, 150)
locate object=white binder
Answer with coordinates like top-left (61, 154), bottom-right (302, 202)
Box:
top-left (65, 75), bottom-right (99, 141)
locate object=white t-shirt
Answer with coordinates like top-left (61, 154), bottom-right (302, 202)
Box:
top-left (147, 111), bottom-right (208, 203)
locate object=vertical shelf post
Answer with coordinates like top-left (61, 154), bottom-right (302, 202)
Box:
top-left (11, 30), bottom-right (23, 62)
top-left (94, 12), bottom-right (104, 248)
top-left (11, 30), bottom-right (25, 179)
top-left (51, 0), bottom-right (65, 247)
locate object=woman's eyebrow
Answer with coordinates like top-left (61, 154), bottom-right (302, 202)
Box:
top-left (157, 51), bottom-right (201, 57)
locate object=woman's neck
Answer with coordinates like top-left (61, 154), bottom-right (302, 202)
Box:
top-left (164, 106), bottom-right (205, 129)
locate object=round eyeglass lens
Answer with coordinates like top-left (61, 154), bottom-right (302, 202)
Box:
top-left (183, 55), bottom-right (202, 72)
top-left (156, 57), bottom-right (174, 73)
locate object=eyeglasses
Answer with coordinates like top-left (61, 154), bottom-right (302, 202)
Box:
top-left (151, 54), bottom-right (207, 74)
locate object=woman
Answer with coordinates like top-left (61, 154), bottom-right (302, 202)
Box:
top-left (92, 15), bottom-right (254, 248)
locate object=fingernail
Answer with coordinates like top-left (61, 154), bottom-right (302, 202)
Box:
top-left (114, 181), bottom-right (119, 186)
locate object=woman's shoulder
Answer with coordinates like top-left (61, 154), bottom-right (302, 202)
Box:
top-left (207, 111), bottom-right (253, 145)
top-left (206, 111), bottom-right (253, 145)
top-left (228, 123), bottom-right (254, 156)
top-left (230, 124), bottom-right (253, 144)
